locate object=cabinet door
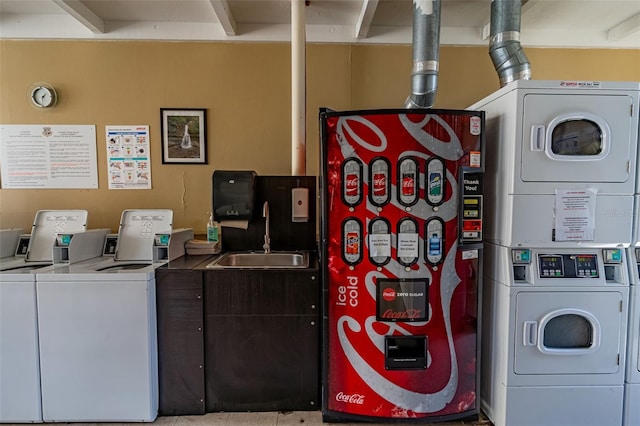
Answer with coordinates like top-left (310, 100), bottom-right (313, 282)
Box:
top-left (156, 269), bottom-right (205, 415)
top-left (204, 270), bottom-right (320, 411)
top-left (205, 315), bottom-right (319, 411)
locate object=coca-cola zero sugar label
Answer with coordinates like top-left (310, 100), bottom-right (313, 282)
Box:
top-left (376, 278), bottom-right (428, 322)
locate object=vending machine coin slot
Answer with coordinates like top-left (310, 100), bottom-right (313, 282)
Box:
top-left (342, 217), bottom-right (363, 266)
top-left (425, 218), bottom-right (445, 265)
top-left (426, 157), bottom-right (445, 206)
top-left (397, 156), bottom-right (419, 207)
top-left (342, 158), bottom-right (364, 208)
top-left (368, 218), bottom-right (391, 266)
top-left (384, 336), bottom-right (427, 370)
top-left (397, 218), bottom-right (419, 267)
top-left (369, 157), bottom-right (391, 208)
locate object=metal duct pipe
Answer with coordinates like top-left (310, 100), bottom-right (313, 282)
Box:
top-left (489, 0), bottom-right (531, 87)
top-left (404, 0), bottom-right (441, 109)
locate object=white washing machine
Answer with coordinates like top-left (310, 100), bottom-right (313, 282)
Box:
top-left (483, 244), bottom-right (629, 426)
top-left (624, 246), bottom-right (640, 426)
top-left (0, 211), bottom-right (89, 423)
top-left (35, 209), bottom-right (192, 422)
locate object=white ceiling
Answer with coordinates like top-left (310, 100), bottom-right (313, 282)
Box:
top-left (0, 0), bottom-right (639, 49)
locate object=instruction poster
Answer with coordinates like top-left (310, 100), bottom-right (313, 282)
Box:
top-left (106, 125), bottom-right (151, 189)
top-left (555, 188), bottom-right (596, 241)
top-left (0, 124), bottom-right (98, 189)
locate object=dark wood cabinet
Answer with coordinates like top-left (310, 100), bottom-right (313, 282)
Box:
top-left (155, 256), bottom-right (210, 415)
top-left (203, 267), bottom-right (320, 412)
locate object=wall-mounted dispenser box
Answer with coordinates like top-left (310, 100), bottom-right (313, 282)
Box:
top-left (292, 187), bottom-right (309, 222)
top-left (212, 170), bottom-right (257, 221)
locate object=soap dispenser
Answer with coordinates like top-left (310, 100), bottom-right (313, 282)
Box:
top-left (207, 212), bottom-right (221, 246)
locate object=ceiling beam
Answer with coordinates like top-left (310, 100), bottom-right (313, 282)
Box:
top-left (481, 0), bottom-right (540, 40)
top-left (607, 12), bottom-right (640, 41)
top-left (355, 0), bottom-right (379, 39)
top-left (208, 0), bottom-right (237, 36)
top-left (51, 0), bottom-right (104, 34)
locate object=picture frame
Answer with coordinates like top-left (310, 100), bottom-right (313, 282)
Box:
top-left (160, 108), bottom-right (207, 164)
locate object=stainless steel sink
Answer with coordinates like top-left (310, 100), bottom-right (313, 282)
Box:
top-left (206, 251), bottom-right (309, 269)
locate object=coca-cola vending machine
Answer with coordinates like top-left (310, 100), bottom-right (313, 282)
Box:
top-left (319, 108), bottom-right (484, 422)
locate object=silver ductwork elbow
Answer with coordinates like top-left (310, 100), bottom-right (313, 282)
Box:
top-left (489, 0), bottom-right (531, 87)
top-left (405, 0), bottom-right (441, 109)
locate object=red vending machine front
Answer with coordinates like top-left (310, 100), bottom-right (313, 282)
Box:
top-left (320, 109), bottom-right (484, 422)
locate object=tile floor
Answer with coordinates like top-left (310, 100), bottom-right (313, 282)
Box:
top-left (150, 411), bottom-right (492, 426)
top-left (2, 411), bottom-right (492, 425)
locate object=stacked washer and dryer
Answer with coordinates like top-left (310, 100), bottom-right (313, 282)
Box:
top-left (625, 173), bottom-right (640, 425)
top-left (470, 80), bottom-right (640, 426)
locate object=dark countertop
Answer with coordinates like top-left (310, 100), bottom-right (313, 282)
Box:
top-left (157, 255), bottom-right (216, 270)
top-left (158, 250), bottom-right (320, 271)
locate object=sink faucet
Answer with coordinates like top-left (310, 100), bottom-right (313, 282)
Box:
top-left (262, 201), bottom-right (271, 254)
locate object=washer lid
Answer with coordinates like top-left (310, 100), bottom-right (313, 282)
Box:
top-left (115, 209), bottom-right (173, 261)
top-left (26, 210), bottom-right (88, 262)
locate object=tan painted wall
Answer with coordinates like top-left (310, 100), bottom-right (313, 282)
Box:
top-left (1, 40), bottom-right (639, 233)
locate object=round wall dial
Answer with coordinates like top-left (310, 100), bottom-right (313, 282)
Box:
top-left (29, 83), bottom-right (57, 108)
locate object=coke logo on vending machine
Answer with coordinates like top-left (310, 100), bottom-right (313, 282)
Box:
top-left (345, 175), bottom-right (358, 196)
top-left (382, 287), bottom-right (396, 301)
top-left (373, 174), bottom-right (386, 195)
top-left (402, 174), bottom-right (415, 196)
top-left (335, 392), bottom-right (365, 405)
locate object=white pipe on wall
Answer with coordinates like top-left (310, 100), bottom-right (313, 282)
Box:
top-left (291, 0), bottom-right (306, 176)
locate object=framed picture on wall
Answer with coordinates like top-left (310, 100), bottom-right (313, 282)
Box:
top-left (160, 108), bottom-right (207, 164)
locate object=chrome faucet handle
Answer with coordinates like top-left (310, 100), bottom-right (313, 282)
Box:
top-left (262, 201), bottom-right (271, 253)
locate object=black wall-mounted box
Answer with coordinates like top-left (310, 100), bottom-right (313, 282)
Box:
top-left (212, 170), bottom-right (257, 221)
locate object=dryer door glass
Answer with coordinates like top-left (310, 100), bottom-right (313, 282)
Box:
top-left (543, 313), bottom-right (593, 348)
top-left (514, 291), bottom-right (623, 375)
top-left (521, 93), bottom-right (634, 183)
top-left (550, 120), bottom-right (602, 156)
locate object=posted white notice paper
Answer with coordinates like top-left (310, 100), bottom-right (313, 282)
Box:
top-left (0, 125), bottom-right (98, 189)
top-left (554, 188), bottom-right (597, 241)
